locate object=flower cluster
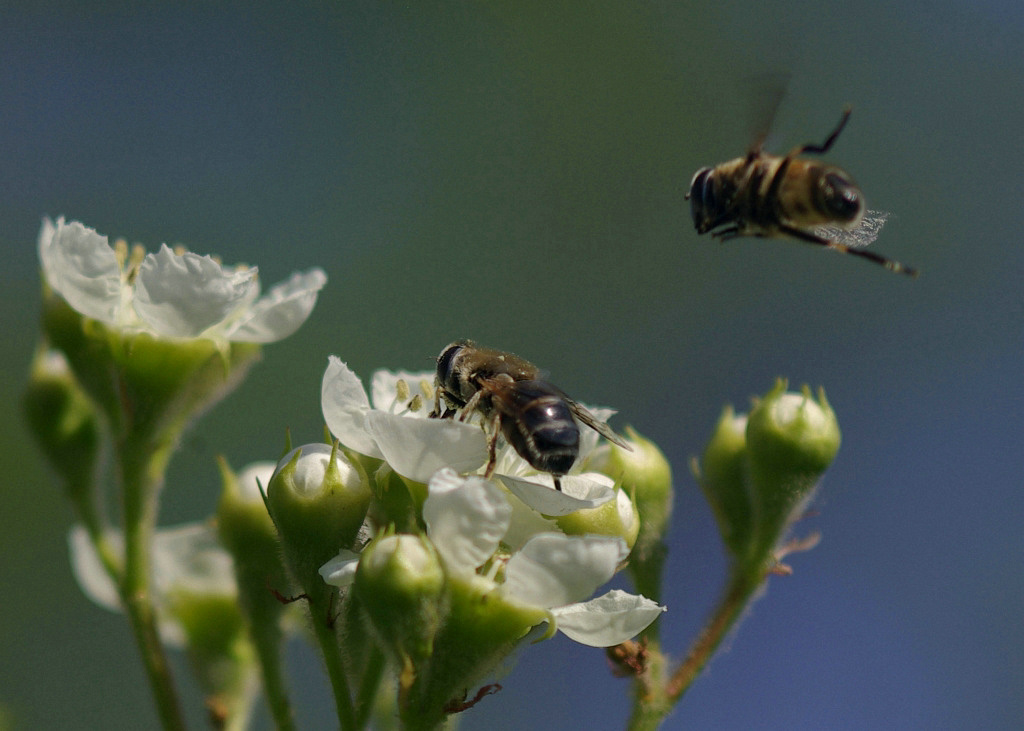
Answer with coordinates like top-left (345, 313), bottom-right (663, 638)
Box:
top-left (29, 214), bottom-right (849, 731)
top-left (250, 359), bottom-right (668, 725)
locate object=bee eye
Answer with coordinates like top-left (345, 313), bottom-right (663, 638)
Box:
top-left (688, 167), bottom-right (714, 230)
top-left (436, 343), bottom-right (462, 386)
top-left (818, 171), bottom-right (863, 222)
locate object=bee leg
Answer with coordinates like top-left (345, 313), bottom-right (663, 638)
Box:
top-left (459, 390), bottom-right (484, 423)
top-left (552, 475), bottom-right (563, 492)
top-left (483, 414), bottom-right (501, 478)
top-left (711, 225), bottom-right (742, 242)
top-left (768, 109), bottom-right (853, 209)
top-left (429, 379), bottom-right (442, 418)
top-left (791, 107), bottom-right (852, 157)
top-left (778, 224), bottom-right (918, 277)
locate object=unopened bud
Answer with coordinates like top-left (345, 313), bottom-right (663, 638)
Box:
top-left (745, 381), bottom-right (840, 557)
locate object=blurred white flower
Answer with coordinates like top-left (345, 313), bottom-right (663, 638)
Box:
top-left (39, 217), bottom-right (326, 342)
top-left (234, 461), bottom-right (277, 503)
top-left (69, 522), bottom-right (236, 647)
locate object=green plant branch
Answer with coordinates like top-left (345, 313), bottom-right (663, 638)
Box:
top-left (118, 429), bottom-right (185, 731)
top-left (666, 568), bottom-right (761, 702)
top-left (309, 599), bottom-right (358, 731)
top-left (354, 645), bottom-right (387, 729)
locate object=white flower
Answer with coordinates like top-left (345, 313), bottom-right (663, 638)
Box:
top-left (321, 357), bottom-right (488, 483)
top-left (320, 358), bottom-right (618, 516)
top-left (69, 522), bottom-right (236, 647)
top-left (322, 468), bottom-right (665, 647)
top-left (38, 217), bottom-right (326, 342)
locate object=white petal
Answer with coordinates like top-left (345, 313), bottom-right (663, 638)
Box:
top-left (370, 369), bottom-right (436, 414)
top-left (224, 267), bottom-right (327, 343)
top-left (133, 244), bottom-right (259, 337)
top-left (497, 472), bottom-right (616, 516)
top-left (423, 469), bottom-right (511, 573)
top-left (500, 494), bottom-right (560, 551)
top-left (551, 589), bottom-right (666, 647)
top-left (68, 525), bottom-right (122, 612)
top-left (319, 549), bottom-right (362, 587)
top-left (321, 357), bottom-right (382, 458)
top-left (503, 533), bottom-right (627, 608)
top-left (151, 522), bottom-right (236, 598)
top-left (39, 218), bottom-right (122, 323)
top-left (365, 411), bottom-right (487, 484)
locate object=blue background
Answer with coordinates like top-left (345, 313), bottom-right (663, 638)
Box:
top-left (2, 2), bottom-right (1021, 729)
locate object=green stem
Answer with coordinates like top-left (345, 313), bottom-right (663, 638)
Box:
top-left (69, 467), bottom-right (123, 585)
top-left (308, 594), bottom-right (358, 731)
top-left (354, 645), bottom-right (387, 729)
top-left (627, 567), bottom-right (764, 731)
top-left (250, 619), bottom-right (296, 731)
top-left (666, 568), bottom-right (761, 702)
top-left (625, 638), bottom-right (671, 731)
top-left (118, 431), bottom-right (186, 731)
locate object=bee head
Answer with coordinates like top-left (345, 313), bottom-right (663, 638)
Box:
top-left (687, 167), bottom-right (717, 233)
top-left (814, 168), bottom-right (864, 225)
top-left (436, 340), bottom-right (470, 396)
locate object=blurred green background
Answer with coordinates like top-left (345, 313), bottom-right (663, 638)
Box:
top-left (2, 2), bottom-right (1021, 729)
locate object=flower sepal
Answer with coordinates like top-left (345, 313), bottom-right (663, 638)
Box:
top-left (43, 291), bottom-right (263, 443)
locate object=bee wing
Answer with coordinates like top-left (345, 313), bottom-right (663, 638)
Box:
top-left (742, 72), bottom-right (790, 153)
top-left (812, 210), bottom-right (890, 248)
top-left (566, 399), bottom-right (631, 451)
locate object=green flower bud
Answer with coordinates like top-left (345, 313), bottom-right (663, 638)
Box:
top-left (745, 381), bottom-right (840, 557)
top-left (403, 571), bottom-right (546, 729)
top-left (694, 406), bottom-right (753, 560)
top-left (556, 488), bottom-right (640, 551)
top-left (354, 534), bottom-right (445, 663)
top-left (217, 460), bottom-right (289, 625)
top-left (22, 346), bottom-right (101, 505)
top-left (216, 459), bottom-right (299, 730)
top-left (266, 443), bottom-right (371, 601)
top-left (587, 427), bottom-right (673, 545)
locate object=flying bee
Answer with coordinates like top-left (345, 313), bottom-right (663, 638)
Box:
top-left (430, 340), bottom-right (630, 491)
top-left (687, 107), bottom-right (917, 277)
